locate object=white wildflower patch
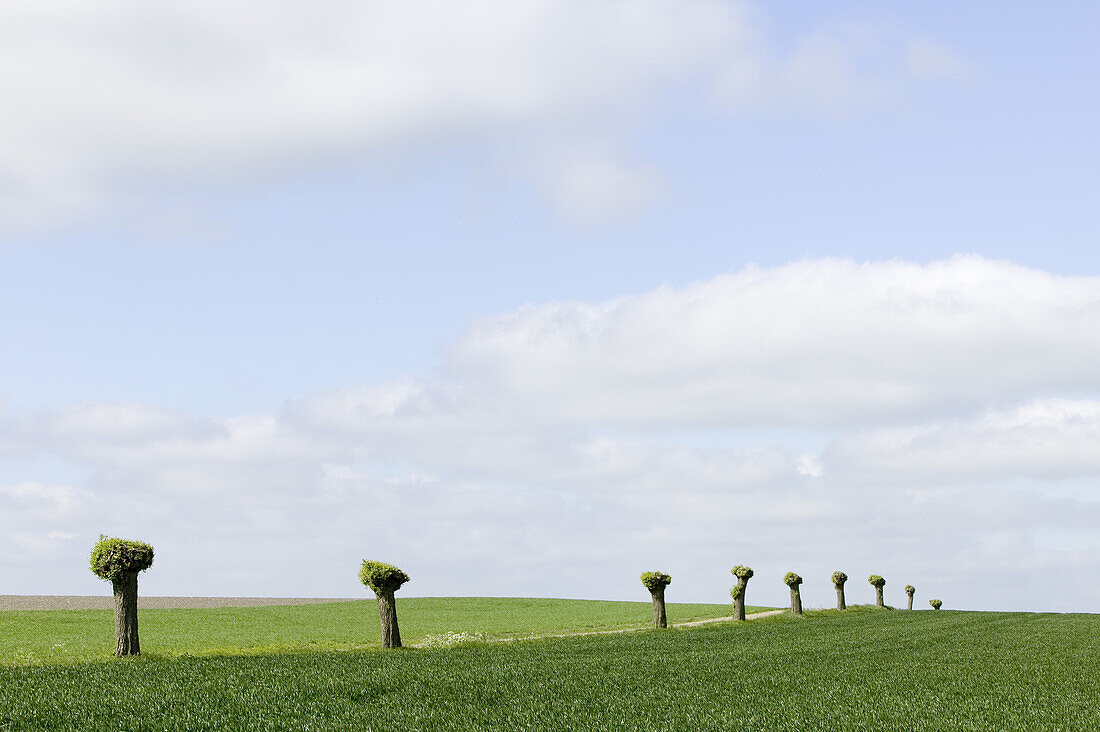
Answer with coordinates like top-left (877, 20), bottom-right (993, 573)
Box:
top-left (416, 632), bottom-right (488, 649)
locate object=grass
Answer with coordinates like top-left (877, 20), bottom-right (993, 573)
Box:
top-left (2, 603), bottom-right (1097, 730)
top-left (0, 597), bottom-right (751, 665)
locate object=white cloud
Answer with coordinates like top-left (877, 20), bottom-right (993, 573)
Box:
top-left (0, 1), bottom-right (961, 226)
top-left (796, 454), bottom-right (824, 478)
top-left (906, 38), bottom-right (973, 81)
top-left (825, 399), bottom-right (1100, 483)
top-left (537, 147), bottom-right (663, 222)
top-left (0, 481), bottom-right (88, 511)
top-left (0, 482), bottom-right (92, 566)
top-left (775, 32), bottom-right (892, 115)
top-left (12, 403), bottom-right (330, 467)
top-left (453, 256), bottom-right (1100, 428)
top-left (2, 256), bottom-right (1097, 610)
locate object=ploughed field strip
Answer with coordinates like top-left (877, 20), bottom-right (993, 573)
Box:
top-left (1, 607), bottom-right (1096, 731)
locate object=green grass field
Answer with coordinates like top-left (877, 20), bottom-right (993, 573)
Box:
top-left (2, 602), bottom-right (1097, 730)
top-left (0, 597), bottom-right (749, 665)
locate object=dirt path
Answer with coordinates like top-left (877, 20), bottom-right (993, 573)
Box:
top-left (0, 596), bottom-right (359, 611)
top-left (416, 608), bottom-right (787, 647)
top-left (674, 608), bottom-right (786, 627)
top-left (538, 608), bottom-right (786, 639)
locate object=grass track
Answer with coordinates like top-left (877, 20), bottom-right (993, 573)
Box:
top-left (0, 597), bottom-right (751, 665)
top-left (1, 606), bottom-right (1097, 730)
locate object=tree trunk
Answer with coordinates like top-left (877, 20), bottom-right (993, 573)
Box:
top-left (907, 594), bottom-right (914, 611)
top-left (112, 571), bottom-right (140, 656)
top-left (789, 587), bottom-right (802, 615)
top-left (376, 590), bottom-right (402, 648)
top-left (650, 588), bottom-right (667, 628)
top-left (835, 585), bottom-right (846, 610)
top-left (733, 579), bottom-right (748, 621)
top-left (875, 587), bottom-right (884, 607)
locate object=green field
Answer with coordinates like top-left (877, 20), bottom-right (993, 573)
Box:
top-left (2, 603), bottom-right (1098, 730)
top-left (0, 597), bottom-right (748, 665)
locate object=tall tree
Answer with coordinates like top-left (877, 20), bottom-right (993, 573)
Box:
top-left (89, 536), bottom-right (154, 656)
top-left (905, 585), bottom-right (916, 610)
top-left (640, 571), bottom-right (672, 628)
top-left (359, 560), bottom-right (411, 648)
top-left (868, 575), bottom-right (886, 607)
top-left (784, 572), bottom-right (803, 615)
top-left (730, 565), bottom-right (754, 621)
top-left (832, 571), bottom-right (848, 610)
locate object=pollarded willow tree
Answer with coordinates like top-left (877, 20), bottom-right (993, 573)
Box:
top-left (640, 571), bottom-right (672, 629)
top-left (784, 572), bottom-right (803, 615)
top-left (930, 598), bottom-right (943, 610)
top-left (832, 571), bottom-right (848, 610)
top-left (868, 574), bottom-right (886, 607)
top-left (359, 560), bottom-right (410, 648)
top-left (905, 584), bottom-right (916, 611)
top-left (89, 535), bottom-right (154, 656)
top-left (730, 565), bottom-right (754, 621)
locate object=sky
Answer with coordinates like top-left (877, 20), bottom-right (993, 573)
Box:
top-left (1, 1), bottom-right (1098, 613)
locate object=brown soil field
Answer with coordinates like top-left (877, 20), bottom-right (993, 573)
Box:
top-left (0, 596), bottom-right (359, 611)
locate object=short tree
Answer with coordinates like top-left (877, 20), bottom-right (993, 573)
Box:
top-left (640, 571), bottom-right (672, 628)
top-left (832, 571), bottom-right (848, 610)
top-left (730, 565), bottom-right (754, 621)
top-left (359, 560), bottom-right (410, 648)
top-left (868, 574), bottom-right (886, 607)
top-left (89, 535), bottom-right (154, 656)
top-left (905, 584), bottom-right (916, 611)
top-left (929, 598), bottom-right (943, 610)
top-left (784, 572), bottom-right (803, 615)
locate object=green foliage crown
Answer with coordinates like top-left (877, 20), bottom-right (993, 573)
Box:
top-left (89, 535), bottom-right (154, 582)
top-left (905, 584), bottom-right (916, 595)
top-left (868, 574), bottom-right (886, 588)
top-left (929, 598), bottom-right (943, 609)
top-left (783, 572), bottom-right (803, 587)
top-left (832, 571), bottom-right (848, 587)
top-left (731, 565), bottom-right (754, 581)
top-left (359, 560), bottom-right (410, 594)
top-left (640, 571), bottom-right (671, 592)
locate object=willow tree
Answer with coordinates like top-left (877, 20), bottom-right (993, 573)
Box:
top-left (359, 560), bottom-right (410, 648)
top-left (89, 535), bottom-right (154, 656)
top-left (905, 584), bottom-right (916, 611)
top-left (730, 565), bottom-right (754, 621)
top-left (868, 574), bottom-right (886, 607)
top-left (640, 571), bottom-right (672, 628)
top-left (832, 571), bottom-right (848, 610)
top-left (784, 572), bottom-right (803, 615)
top-left (929, 598), bottom-right (943, 610)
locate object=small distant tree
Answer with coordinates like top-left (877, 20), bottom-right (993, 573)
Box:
top-left (784, 572), bottom-right (803, 615)
top-left (640, 571), bottom-right (672, 628)
top-left (832, 571), bottom-right (848, 610)
top-left (868, 575), bottom-right (886, 607)
top-left (905, 585), bottom-right (916, 611)
top-left (730, 565), bottom-right (754, 621)
top-left (929, 598), bottom-right (942, 610)
top-left (89, 535), bottom-right (154, 656)
top-left (359, 560), bottom-right (410, 648)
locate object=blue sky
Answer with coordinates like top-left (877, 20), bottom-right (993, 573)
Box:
top-left (1, 1), bottom-right (1099, 611)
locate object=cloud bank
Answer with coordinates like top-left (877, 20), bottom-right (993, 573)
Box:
top-left (2, 256), bottom-right (1098, 611)
top-left (0, 1), bottom-right (960, 226)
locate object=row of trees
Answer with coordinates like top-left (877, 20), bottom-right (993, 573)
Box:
top-left (87, 536), bottom-right (944, 656)
top-left (641, 566), bottom-right (944, 629)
